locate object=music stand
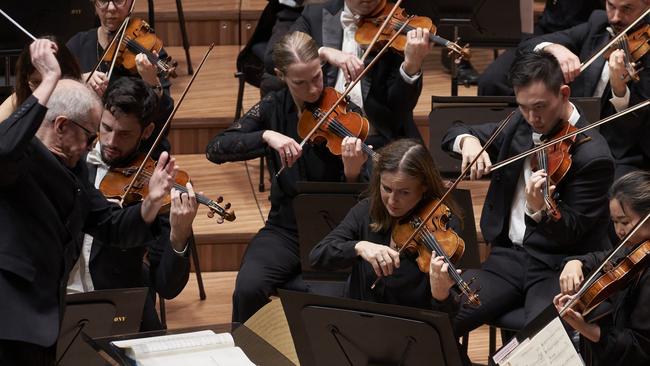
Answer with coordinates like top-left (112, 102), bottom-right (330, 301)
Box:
top-left (293, 182), bottom-right (367, 296)
top-left (279, 289), bottom-right (463, 366)
top-left (427, 0), bottom-right (522, 95)
top-left (429, 96), bottom-right (602, 176)
top-left (56, 288), bottom-right (148, 366)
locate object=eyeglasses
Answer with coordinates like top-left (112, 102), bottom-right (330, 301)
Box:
top-left (94, 0), bottom-right (128, 9)
top-left (68, 119), bottom-right (99, 146)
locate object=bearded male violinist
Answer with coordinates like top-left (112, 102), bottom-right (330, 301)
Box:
top-left (267, 0), bottom-right (432, 149)
top-left (67, 76), bottom-right (197, 331)
top-left (0, 39), bottom-right (175, 365)
top-left (441, 51), bottom-right (615, 344)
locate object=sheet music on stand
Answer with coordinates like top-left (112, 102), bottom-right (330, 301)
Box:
top-left (492, 306), bottom-right (584, 366)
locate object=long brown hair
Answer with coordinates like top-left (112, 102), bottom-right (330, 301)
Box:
top-left (271, 31), bottom-right (320, 75)
top-left (15, 36), bottom-right (81, 108)
top-left (368, 139), bottom-right (458, 232)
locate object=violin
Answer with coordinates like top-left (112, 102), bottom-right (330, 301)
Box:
top-left (355, 0), bottom-right (471, 60)
top-left (569, 240), bottom-right (650, 316)
top-left (558, 212), bottom-right (650, 317)
top-left (99, 154), bottom-right (236, 222)
top-left (580, 8), bottom-right (650, 79)
top-left (391, 198), bottom-right (481, 308)
top-left (603, 23), bottom-right (650, 82)
top-left (297, 87), bottom-right (377, 158)
top-left (530, 120), bottom-right (589, 221)
top-left (102, 17), bottom-right (178, 79)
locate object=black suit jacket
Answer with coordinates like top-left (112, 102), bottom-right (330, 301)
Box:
top-left (0, 96), bottom-right (153, 347)
top-left (284, 0), bottom-right (423, 144)
top-left (520, 10), bottom-right (650, 174)
top-left (84, 165), bottom-right (190, 331)
top-left (441, 110), bottom-right (615, 269)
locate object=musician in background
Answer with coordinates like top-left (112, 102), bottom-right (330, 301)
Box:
top-left (310, 139), bottom-right (460, 311)
top-left (266, 0), bottom-right (432, 149)
top-left (555, 170), bottom-right (650, 366)
top-left (441, 51), bottom-right (614, 339)
top-left (0, 39), bottom-right (174, 365)
top-left (68, 76), bottom-right (195, 331)
top-left (0, 36), bottom-right (80, 121)
top-left (207, 31), bottom-right (368, 323)
top-left (67, 0), bottom-right (173, 154)
top-left (518, 0), bottom-right (650, 177)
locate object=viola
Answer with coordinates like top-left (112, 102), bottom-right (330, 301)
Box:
top-left (297, 87), bottom-right (377, 158)
top-left (391, 198), bottom-right (481, 308)
top-left (103, 17), bottom-right (178, 79)
top-left (569, 240), bottom-right (650, 316)
top-left (99, 154), bottom-right (236, 222)
top-left (355, 0), bottom-right (471, 60)
top-left (530, 120), bottom-right (588, 221)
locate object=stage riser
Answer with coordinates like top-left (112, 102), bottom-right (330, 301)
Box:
top-left (192, 244), bottom-right (247, 272)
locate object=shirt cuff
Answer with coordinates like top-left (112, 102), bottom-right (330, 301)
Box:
top-left (609, 85), bottom-right (630, 112)
top-left (399, 63), bottom-right (422, 84)
top-left (534, 42), bottom-right (554, 52)
top-left (172, 242), bottom-right (189, 257)
top-left (525, 204), bottom-right (545, 223)
top-left (452, 134), bottom-right (475, 154)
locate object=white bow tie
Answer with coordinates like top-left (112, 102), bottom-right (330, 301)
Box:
top-left (340, 9), bottom-right (359, 30)
top-left (86, 145), bottom-right (109, 168)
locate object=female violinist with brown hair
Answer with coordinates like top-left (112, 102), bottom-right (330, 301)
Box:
top-left (554, 170), bottom-right (650, 366)
top-left (310, 139), bottom-right (461, 312)
top-left (0, 36), bottom-right (81, 121)
top-left (206, 31), bottom-right (370, 324)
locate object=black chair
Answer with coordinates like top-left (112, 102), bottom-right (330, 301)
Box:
top-left (233, 0), bottom-right (284, 192)
top-left (146, 0), bottom-right (193, 75)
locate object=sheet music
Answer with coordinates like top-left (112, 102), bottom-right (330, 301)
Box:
top-left (499, 317), bottom-right (584, 366)
top-left (112, 330), bottom-right (255, 366)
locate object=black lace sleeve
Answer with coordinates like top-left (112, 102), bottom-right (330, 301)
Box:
top-left (205, 94), bottom-right (274, 164)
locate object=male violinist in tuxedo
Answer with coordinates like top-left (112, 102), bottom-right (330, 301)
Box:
top-left (67, 76), bottom-right (197, 331)
top-left (266, 0), bottom-right (432, 148)
top-left (0, 39), bottom-right (175, 365)
top-left (441, 51), bottom-right (615, 340)
top-left (518, 0), bottom-right (650, 177)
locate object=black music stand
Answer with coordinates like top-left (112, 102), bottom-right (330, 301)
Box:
top-left (428, 96), bottom-right (602, 176)
top-left (280, 289), bottom-right (463, 366)
top-left (429, 0), bottom-right (522, 95)
top-left (56, 288), bottom-right (148, 366)
top-left (292, 182), bottom-right (367, 296)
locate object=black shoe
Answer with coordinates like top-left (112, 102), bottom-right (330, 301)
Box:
top-left (455, 61), bottom-right (480, 86)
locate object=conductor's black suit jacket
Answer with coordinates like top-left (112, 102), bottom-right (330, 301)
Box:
top-left (0, 96), bottom-right (153, 347)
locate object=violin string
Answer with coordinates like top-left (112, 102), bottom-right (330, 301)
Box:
top-left (120, 36), bottom-right (168, 71)
top-left (314, 108), bottom-right (376, 157)
top-left (418, 227), bottom-right (467, 286)
top-left (134, 170), bottom-right (225, 212)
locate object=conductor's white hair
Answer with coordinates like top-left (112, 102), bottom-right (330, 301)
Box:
top-left (44, 79), bottom-right (100, 125)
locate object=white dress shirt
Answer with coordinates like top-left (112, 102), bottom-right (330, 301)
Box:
top-left (67, 144), bottom-right (110, 294)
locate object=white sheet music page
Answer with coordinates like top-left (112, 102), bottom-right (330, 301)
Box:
top-left (498, 317), bottom-right (584, 366)
top-left (111, 330), bottom-right (256, 366)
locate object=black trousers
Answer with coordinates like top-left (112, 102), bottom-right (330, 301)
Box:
top-left (453, 246), bottom-right (561, 336)
top-left (231, 226), bottom-right (306, 323)
top-left (0, 339), bottom-right (55, 366)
